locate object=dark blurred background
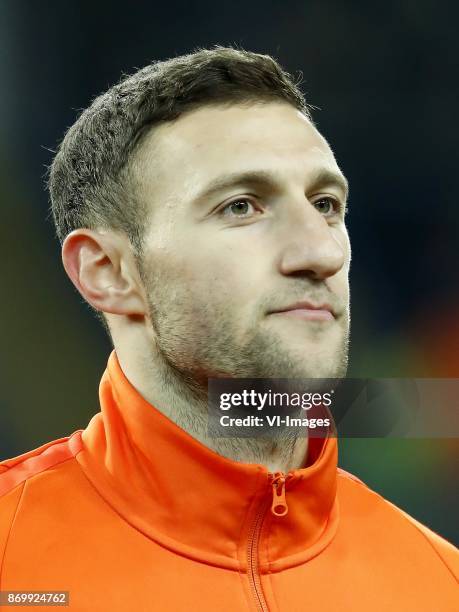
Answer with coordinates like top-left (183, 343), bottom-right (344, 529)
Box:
top-left (1, 1), bottom-right (458, 544)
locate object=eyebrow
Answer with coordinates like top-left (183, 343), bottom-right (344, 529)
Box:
top-left (192, 167), bottom-right (349, 207)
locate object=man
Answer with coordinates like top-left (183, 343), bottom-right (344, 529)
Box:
top-left (0, 47), bottom-right (457, 611)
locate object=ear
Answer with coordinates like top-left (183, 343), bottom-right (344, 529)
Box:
top-left (61, 229), bottom-right (147, 316)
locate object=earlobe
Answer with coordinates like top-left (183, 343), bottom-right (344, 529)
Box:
top-left (61, 229), bottom-right (146, 317)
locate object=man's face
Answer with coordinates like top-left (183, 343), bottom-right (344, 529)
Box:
top-left (134, 102), bottom-right (351, 384)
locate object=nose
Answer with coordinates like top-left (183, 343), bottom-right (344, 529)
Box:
top-left (277, 201), bottom-right (346, 281)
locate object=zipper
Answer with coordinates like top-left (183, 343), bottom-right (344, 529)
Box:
top-left (247, 471), bottom-right (293, 611)
top-left (270, 472), bottom-right (289, 517)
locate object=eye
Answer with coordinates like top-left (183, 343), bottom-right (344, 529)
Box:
top-left (313, 196), bottom-right (342, 217)
top-left (220, 198), bottom-right (259, 219)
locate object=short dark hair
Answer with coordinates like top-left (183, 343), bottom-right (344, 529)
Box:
top-left (46, 45), bottom-right (312, 336)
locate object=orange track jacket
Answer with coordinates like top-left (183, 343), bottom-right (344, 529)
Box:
top-left (0, 350), bottom-right (458, 611)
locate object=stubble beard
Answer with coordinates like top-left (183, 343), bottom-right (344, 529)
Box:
top-left (145, 276), bottom-right (350, 388)
top-left (140, 273), bottom-right (350, 466)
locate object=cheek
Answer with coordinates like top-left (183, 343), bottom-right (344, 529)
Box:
top-left (341, 228), bottom-right (351, 262)
top-left (331, 226), bottom-right (351, 271)
top-left (191, 246), bottom-right (268, 316)
top-left (329, 228), bottom-right (350, 298)
top-left (147, 221), bottom-right (270, 307)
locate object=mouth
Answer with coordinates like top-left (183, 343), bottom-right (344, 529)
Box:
top-left (268, 301), bottom-right (335, 322)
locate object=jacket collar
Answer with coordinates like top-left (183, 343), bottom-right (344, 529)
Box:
top-left (77, 350), bottom-right (339, 571)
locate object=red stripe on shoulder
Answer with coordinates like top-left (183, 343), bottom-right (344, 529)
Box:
top-left (0, 431), bottom-right (84, 497)
top-left (337, 467), bottom-right (366, 486)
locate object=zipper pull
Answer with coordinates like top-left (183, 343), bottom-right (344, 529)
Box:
top-left (271, 472), bottom-right (289, 517)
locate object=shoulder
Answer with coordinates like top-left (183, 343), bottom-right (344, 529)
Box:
top-left (336, 467), bottom-right (459, 580)
top-left (0, 432), bottom-right (84, 561)
top-left (0, 431), bottom-right (84, 497)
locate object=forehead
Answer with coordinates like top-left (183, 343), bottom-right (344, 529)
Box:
top-left (136, 102), bottom-right (340, 201)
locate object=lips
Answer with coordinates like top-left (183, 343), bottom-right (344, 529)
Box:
top-left (270, 301), bottom-right (335, 316)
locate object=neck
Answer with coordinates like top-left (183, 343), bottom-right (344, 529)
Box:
top-left (113, 334), bottom-right (308, 474)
